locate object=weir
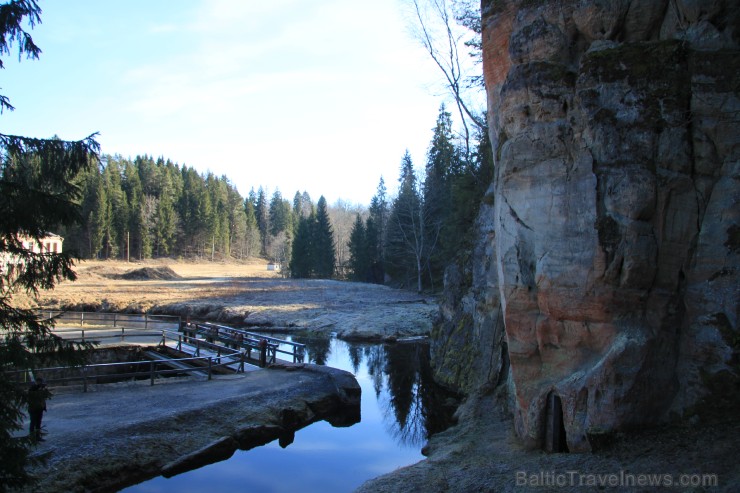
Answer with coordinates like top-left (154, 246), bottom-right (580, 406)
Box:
top-left (18, 311), bottom-right (308, 388)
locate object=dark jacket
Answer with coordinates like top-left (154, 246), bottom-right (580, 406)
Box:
top-left (28, 383), bottom-right (48, 412)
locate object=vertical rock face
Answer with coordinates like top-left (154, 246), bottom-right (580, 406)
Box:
top-left (433, 0), bottom-right (739, 452)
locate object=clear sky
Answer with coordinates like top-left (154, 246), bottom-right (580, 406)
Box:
top-left (1, 0), bottom-right (452, 206)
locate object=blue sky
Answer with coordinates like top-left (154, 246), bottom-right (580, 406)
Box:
top-left (1, 0), bottom-right (454, 205)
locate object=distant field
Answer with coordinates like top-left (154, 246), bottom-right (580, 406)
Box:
top-left (17, 258), bottom-right (281, 312)
top-left (19, 258), bottom-right (437, 340)
top-left (74, 258), bottom-right (279, 279)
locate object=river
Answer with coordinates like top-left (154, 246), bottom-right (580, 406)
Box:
top-left (120, 335), bottom-right (458, 493)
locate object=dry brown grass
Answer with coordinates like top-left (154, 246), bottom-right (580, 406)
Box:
top-left (16, 258), bottom-right (281, 312)
top-left (17, 259), bottom-right (437, 338)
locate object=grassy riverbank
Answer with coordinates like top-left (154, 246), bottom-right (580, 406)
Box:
top-left (19, 259), bottom-right (436, 341)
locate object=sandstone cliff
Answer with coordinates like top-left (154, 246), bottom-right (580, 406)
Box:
top-left (432, 0), bottom-right (739, 452)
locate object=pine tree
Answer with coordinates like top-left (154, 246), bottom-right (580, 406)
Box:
top-left (269, 189), bottom-right (293, 237)
top-left (1, 4), bottom-right (99, 487)
top-left (123, 160), bottom-right (143, 259)
top-left (348, 214), bottom-right (368, 281)
top-left (289, 214), bottom-right (314, 278)
top-left (255, 187), bottom-right (269, 256)
top-left (423, 103), bottom-right (457, 288)
top-left (103, 157), bottom-right (129, 259)
top-left (292, 190), bottom-right (313, 220)
top-left (367, 177), bottom-right (388, 283)
top-left (138, 195), bottom-right (156, 259)
top-left (88, 173), bottom-right (107, 259)
top-left (442, 120), bottom-right (492, 259)
top-left (312, 196), bottom-right (336, 278)
top-left (243, 196), bottom-right (261, 259)
top-left (227, 183), bottom-right (247, 259)
top-left (385, 151), bottom-right (425, 292)
top-left (154, 192), bottom-right (176, 256)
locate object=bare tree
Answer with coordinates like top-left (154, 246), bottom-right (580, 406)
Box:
top-left (406, 0), bottom-right (485, 155)
top-left (329, 198), bottom-right (365, 280)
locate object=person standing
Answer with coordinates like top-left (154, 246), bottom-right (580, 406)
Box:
top-left (27, 378), bottom-right (49, 442)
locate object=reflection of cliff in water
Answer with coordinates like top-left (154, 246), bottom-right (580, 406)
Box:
top-left (291, 334), bottom-right (459, 448)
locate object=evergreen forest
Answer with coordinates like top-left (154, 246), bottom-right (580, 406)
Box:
top-left (57, 103), bottom-right (491, 292)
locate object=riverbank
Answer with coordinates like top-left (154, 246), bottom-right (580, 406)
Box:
top-left (19, 364), bottom-right (360, 493)
top-left (20, 259), bottom-right (437, 342)
top-left (357, 385), bottom-right (740, 492)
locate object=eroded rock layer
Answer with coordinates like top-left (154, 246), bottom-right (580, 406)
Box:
top-left (433, 0), bottom-right (739, 452)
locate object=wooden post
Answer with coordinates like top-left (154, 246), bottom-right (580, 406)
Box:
top-left (150, 361), bottom-right (155, 386)
top-left (208, 357), bottom-right (212, 380)
top-left (259, 339), bottom-right (267, 368)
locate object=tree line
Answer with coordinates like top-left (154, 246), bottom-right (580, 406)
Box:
top-left (56, 101), bottom-right (492, 291)
top-left (347, 103), bottom-right (492, 292)
top-left (58, 154), bottom-right (364, 275)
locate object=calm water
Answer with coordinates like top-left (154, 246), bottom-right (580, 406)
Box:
top-left (121, 336), bottom-right (457, 493)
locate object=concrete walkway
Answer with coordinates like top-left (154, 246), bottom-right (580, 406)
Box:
top-left (21, 364), bottom-right (360, 493)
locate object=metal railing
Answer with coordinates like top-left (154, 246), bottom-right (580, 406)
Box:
top-left (10, 343), bottom-right (246, 392)
top-left (11, 311), bottom-right (306, 393)
top-left (51, 325), bottom-right (163, 343)
top-left (186, 322), bottom-right (305, 363)
top-left (36, 310), bottom-right (181, 332)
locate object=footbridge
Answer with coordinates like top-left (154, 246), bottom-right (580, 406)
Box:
top-left (18, 311), bottom-right (306, 390)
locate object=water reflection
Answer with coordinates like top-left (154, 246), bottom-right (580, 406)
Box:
top-left (291, 335), bottom-right (458, 449)
top-left (122, 336), bottom-right (458, 493)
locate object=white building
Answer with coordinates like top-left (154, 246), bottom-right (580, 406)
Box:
top-left (1, 233), bottom-right (64, 277)
top-left (18, 233), bottom-right (64, 254)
